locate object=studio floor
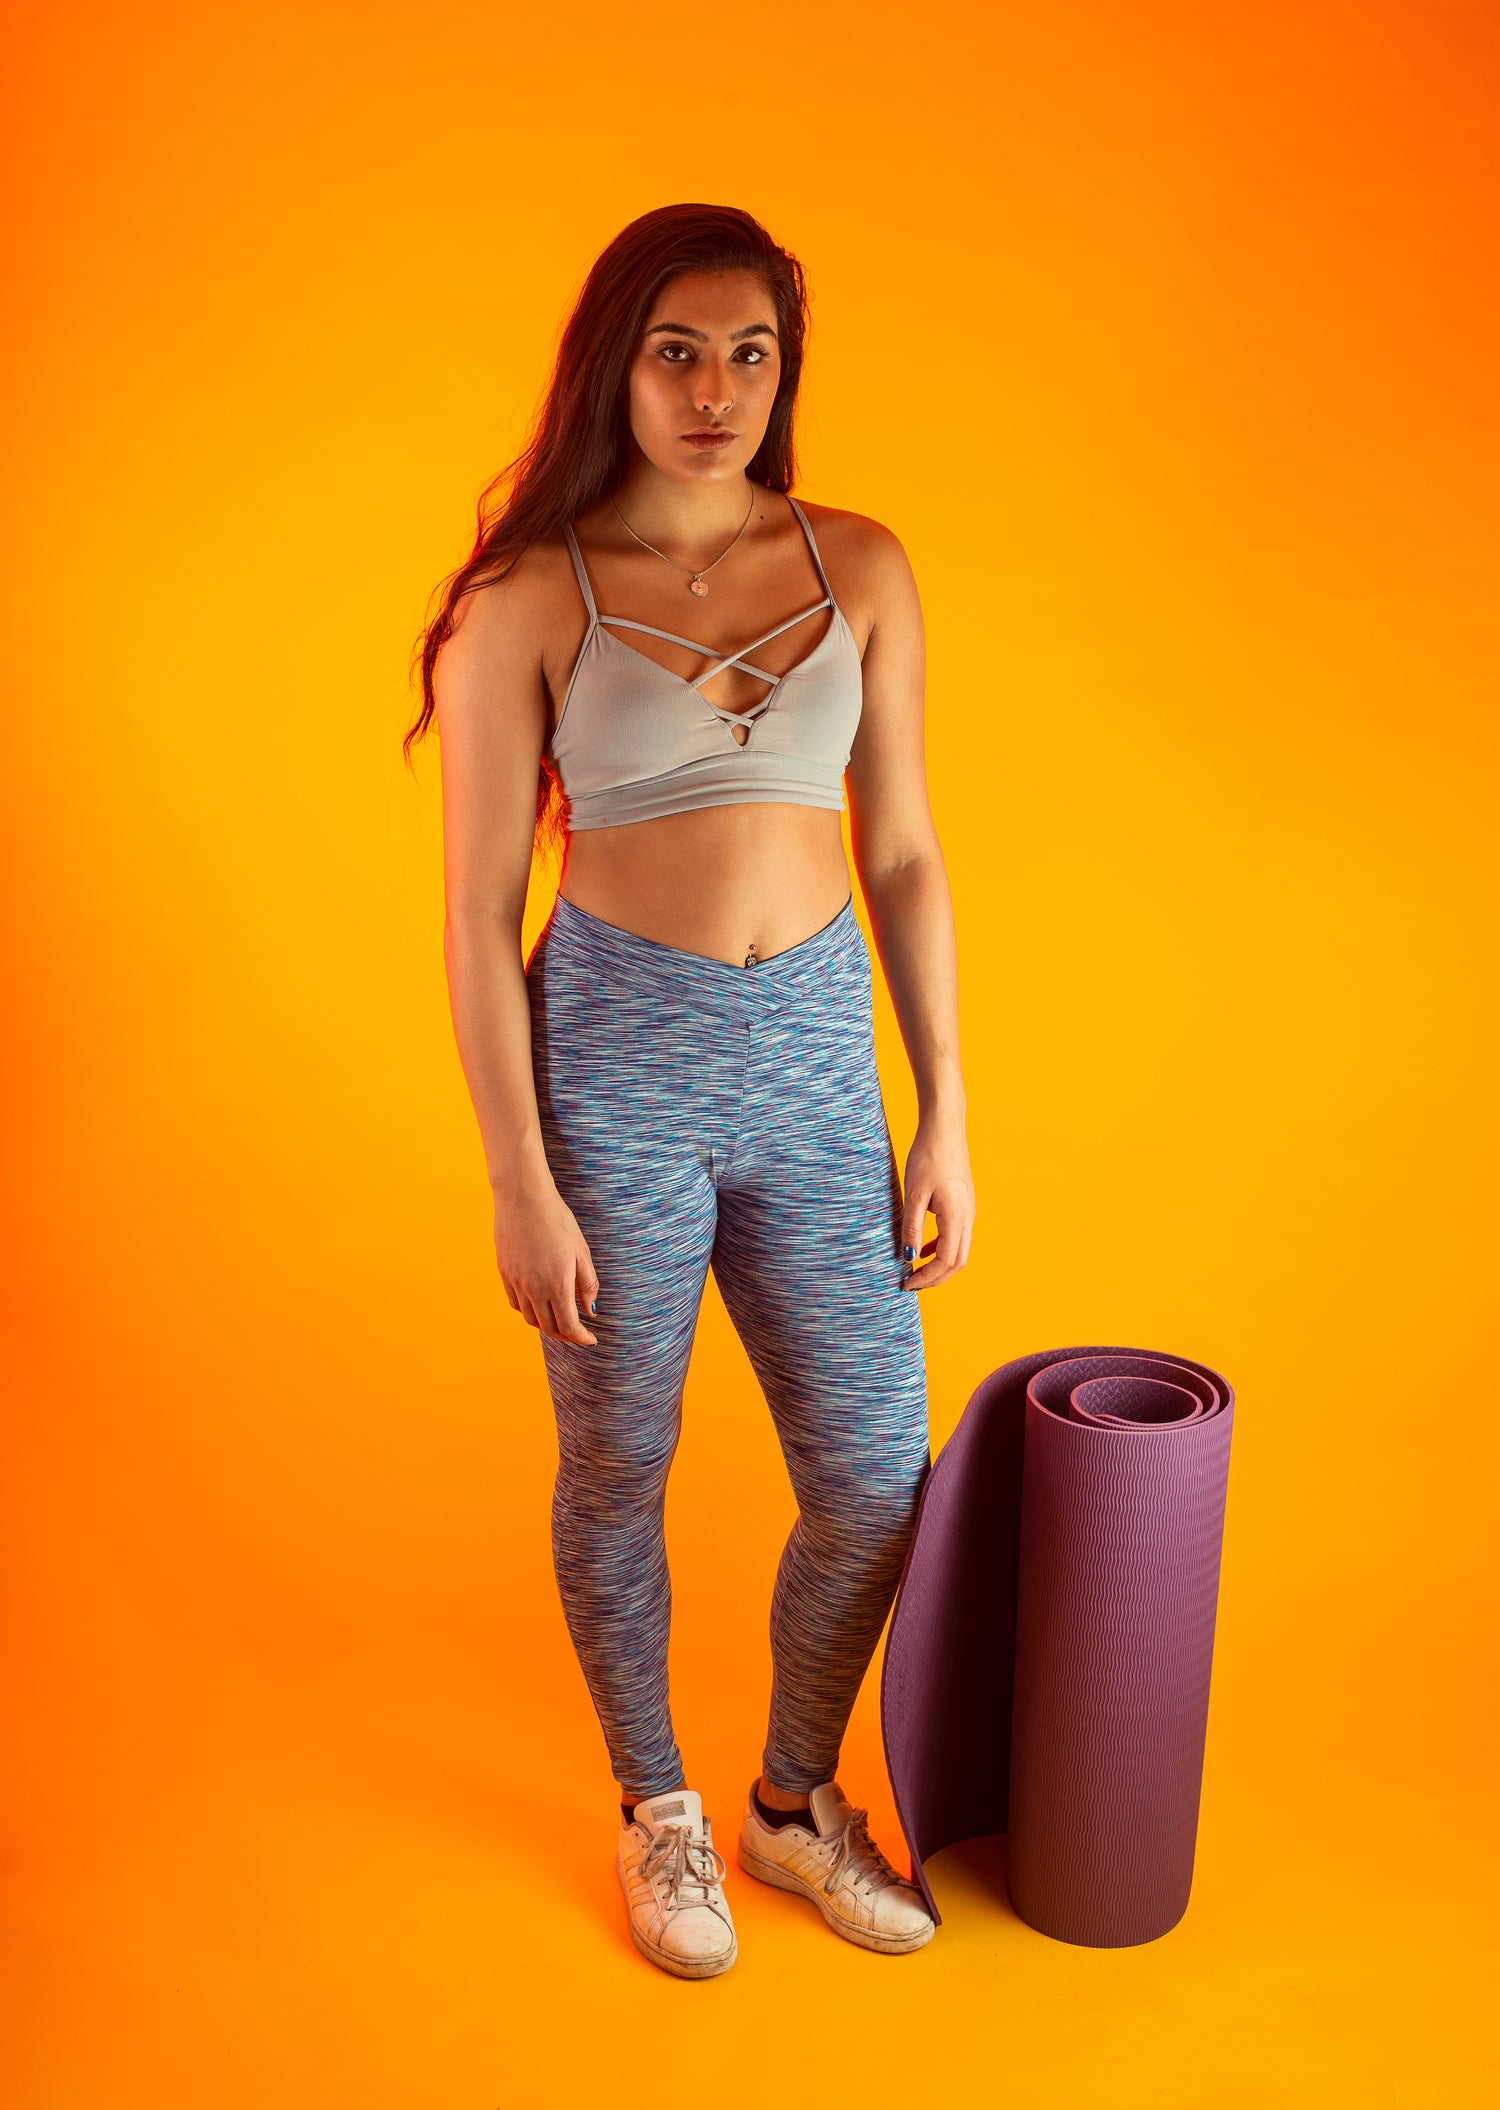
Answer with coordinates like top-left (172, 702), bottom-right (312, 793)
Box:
top-left (3, 1495), bottom-right (1489, 2109)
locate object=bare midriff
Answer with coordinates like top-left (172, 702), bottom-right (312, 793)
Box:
top-left (557, 801), bottom-right (852, 968)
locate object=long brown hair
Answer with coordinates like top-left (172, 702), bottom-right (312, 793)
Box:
top-left (404, 203), bottom-right (811, 858)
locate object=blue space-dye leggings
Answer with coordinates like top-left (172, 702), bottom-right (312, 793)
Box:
top-left (524, 889), bottom-right (931, 1804)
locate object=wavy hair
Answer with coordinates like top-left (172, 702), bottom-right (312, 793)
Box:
top-left (403, 203), bottom-right (811, 859)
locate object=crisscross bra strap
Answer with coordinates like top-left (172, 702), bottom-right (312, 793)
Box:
top-left (687, 602), bottom-right (830, 690)
top-left (562, 496), bottom-right (835, 689)
top-left (598, 616), bottom-right (780, 687)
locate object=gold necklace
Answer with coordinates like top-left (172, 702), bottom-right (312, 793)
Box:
top-left (609, 486), bottom-right (757, 597)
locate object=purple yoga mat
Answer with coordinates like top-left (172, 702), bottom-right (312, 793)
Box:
top-left (880, 1344), bottom-right (1235, 1947)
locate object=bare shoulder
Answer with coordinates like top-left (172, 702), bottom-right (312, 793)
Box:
top-left (441, 532), bottom-right (577, 653)
top-left (796, 496), bottom-right (909, 560)
top-left (793, 498), bottom-right (918, 639)
top-left (435, 532), bottom-right (585, 731)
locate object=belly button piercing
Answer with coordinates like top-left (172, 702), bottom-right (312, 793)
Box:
top-left (744, 943), bottom-right (758, 969)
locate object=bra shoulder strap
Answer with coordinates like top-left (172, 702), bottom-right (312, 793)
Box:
top-left (786, 495), bottom-right (835, 604)
top-left (562, 523), bottom-right (599, 622)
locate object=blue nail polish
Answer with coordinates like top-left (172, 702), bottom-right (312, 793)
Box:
top-left (590, 1300), bottom-right (598, 1314)
top-left (903, 1246), bottom-right (916, 1261)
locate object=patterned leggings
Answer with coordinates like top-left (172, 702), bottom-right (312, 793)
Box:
top-left (525, 889), bottom-right (930, 1804)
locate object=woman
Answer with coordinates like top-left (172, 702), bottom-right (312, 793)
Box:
top-left (406, 203), bottom-right (975, 1980)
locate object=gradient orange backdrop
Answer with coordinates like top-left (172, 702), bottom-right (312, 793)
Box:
top-left (3, 2), bottom-right (1495, 2103)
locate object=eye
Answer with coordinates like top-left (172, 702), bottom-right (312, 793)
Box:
top-left (653, 341), bottom-right (774, 364)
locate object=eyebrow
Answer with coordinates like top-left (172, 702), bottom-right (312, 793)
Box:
top-left (644, 321), bottom-right (778, 343)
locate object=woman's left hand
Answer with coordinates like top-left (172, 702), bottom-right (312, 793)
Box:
top-left (899, 1119), bottom-right (976, 1290)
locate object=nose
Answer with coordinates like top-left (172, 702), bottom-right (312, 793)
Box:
top-left (694, 358), bottom-right (735, 417)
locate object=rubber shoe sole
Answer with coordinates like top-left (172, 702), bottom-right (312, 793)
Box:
top-left (736, 1835), bottom-right (935, 1954)
top-left (615, 1856), bottom-right (738, 1980)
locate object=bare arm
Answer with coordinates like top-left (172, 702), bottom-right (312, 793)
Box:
top-left (433, 556), bottom-right (599, 1344)
top-left (843, 517), bottom-right (976, 1291)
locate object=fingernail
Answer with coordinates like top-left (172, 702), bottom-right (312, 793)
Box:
top-left (903, 1246), bottom-right (916, 1261)
top-left (590, 1300), bottom-right (598, 1314)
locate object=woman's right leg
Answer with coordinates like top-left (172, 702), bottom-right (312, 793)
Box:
top-left (527, 900), bottom-right (729, 1806)
top-left (538, 1160), bottom-right (716, 1805)
top-left (535, 1121), bottom-right (739, 1981)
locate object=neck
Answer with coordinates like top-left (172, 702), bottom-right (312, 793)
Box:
top-left (608, 465), bottom-right (760, 556)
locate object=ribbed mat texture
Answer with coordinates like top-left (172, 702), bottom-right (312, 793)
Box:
top-left (880, 1344), bottom-right (1235, 1947)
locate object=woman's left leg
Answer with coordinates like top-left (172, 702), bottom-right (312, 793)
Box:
top-left (706, 913), bottom-right (931, 1794)
top-left (709, 904), bottom-right (937, 1952)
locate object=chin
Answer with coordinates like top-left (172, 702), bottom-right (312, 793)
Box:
top-left (670, 449), bottom-right (742, 474)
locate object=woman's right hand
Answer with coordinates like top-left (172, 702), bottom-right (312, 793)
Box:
top-left (492, 1172), bottom-right (600, 1346)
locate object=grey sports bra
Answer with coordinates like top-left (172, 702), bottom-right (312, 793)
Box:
top-left (549, 495), bottom-right (863, 832)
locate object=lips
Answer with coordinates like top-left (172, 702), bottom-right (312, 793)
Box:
top-left (683, 431), bottom-right (735, 447)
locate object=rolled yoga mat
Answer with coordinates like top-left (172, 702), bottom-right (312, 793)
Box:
top-left (880, 1344), bottom-right (1235, 1947)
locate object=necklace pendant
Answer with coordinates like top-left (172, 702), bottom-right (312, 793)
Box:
top-left (689, 576), bottom-right (709, 597)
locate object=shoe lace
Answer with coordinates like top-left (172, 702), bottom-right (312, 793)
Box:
top-left (642, 1823), bottom-right (728, 1916)
top-left (822, 1807), bottom-right (904, 1896)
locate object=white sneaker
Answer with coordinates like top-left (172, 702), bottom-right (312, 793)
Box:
top-left (616, 1787), bottom-right (738, 1979)
top-left (737, 1778), bottom-right (936, 1954)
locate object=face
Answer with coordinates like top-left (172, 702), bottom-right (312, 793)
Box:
top-left (625, 268), bottom-right (783, 483)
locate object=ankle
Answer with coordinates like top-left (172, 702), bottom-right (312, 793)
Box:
top-left (753, 1778), bottom-right (812, 1831)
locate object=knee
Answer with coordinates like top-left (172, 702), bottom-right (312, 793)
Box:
top-left (556, 1425), bottom-right (679, 1521)
top-left (799, 1447), bottom-right (928, 1560)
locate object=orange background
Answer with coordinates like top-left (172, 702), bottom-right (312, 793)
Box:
top-left (3, 2), bottom-right (1495, 2103)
